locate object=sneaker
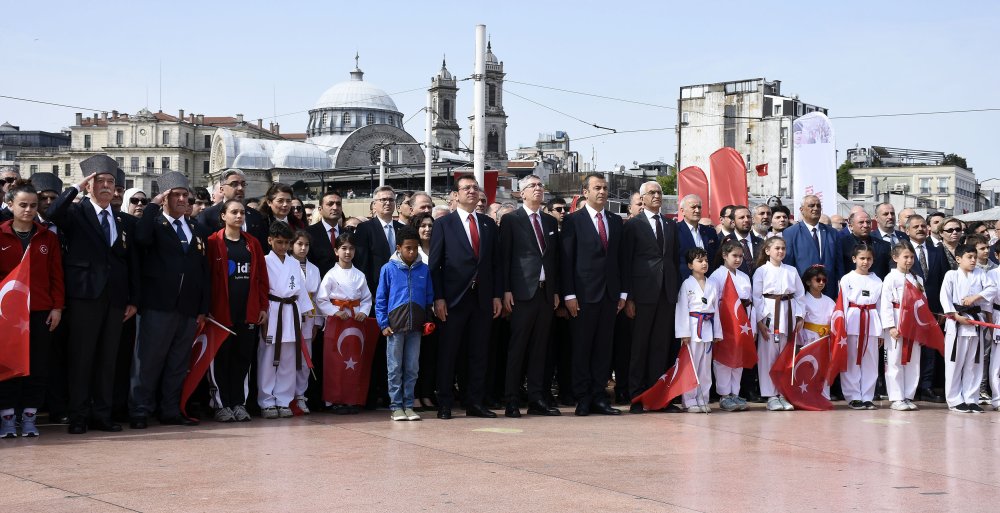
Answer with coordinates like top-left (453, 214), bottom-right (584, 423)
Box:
top-left (948, 403), bottom-right (970, 413)
top-left (766, 397), bottom-right (784, 411)
top-left (232, 405), bottom-right (252, 422)
top-left (686, 406), bottom-right (703, 413)
top-left (779, 396), bottom-right (794, 411)
top-left (261, 406), bottom-right (279, 419)
top-left (719, 395), bottom-right (738, 412)
top-left (295, 397), bottom-right (311, 415)
top-left (277, 407), bottom-right (293, 418)
top-left (700, 405), bottom-right (712, 413)
top-left (214, 407), bottom-right (236, 423)
top-left (890, 401), bottom-right (909, 411)
top-left (404, 408), bottom-right (421, 421)
top-left (391, 409), bottom-right (408, 421)
top-left (968, 403), bottom-right (984, 413)
top-left (848, 400), bottom-right (866, 410)
top-left (0, 414), bottom-right (16, 438)
top-left (904, 399), bottom-right (919, 411)
top-left (863, 401), bottom-right (878, 410)
top-left (20, 412), bottom-right (38, 437)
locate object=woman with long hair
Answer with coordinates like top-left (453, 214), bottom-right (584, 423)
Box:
top-left (258, 183), bottom-right (304, 230)
top-left (938, 217), bottom-right (962, 270)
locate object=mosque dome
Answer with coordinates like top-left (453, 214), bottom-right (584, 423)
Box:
top-left (312, 56), bottom-right (399, 113)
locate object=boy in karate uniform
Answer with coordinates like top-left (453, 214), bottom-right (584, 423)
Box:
top-left (675, 248), bottom-right (722, 413)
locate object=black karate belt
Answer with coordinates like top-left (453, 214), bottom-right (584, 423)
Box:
top-left (992, 303), bottom-right (1000, 312)
top-left (268, 294), bottom-right (303, 370)
top-left (949, 304), bottom-right (982, 364)
top-left (763, 293), bottom-right (795, 343)
top-left (740, 298), bottom-right (752, 310)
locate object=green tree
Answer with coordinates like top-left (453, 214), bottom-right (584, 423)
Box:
top-left (942, 153), bottom-right (968, 169)
top-left (837, 159), bottom-right (852, 197)
top-left (657, 173), bottom-right (676, 195)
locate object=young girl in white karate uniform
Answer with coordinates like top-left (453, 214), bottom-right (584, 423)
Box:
top-left (840, 243), bottom-right (883, 410)
top-left (675, 247), bottom-right (723, 413)
top-left (800, 265), bottom-right (835, 400)
top-left (986, 246), bottom-right (1000, 411)
top-left (879, 242), bottom-right (925, 411)
top-left (708, 240), bottom-right (752, 411)
top-left (291, 230), bottom-right (322, 415)
top-left (752, 237), bottom-right (804, 412)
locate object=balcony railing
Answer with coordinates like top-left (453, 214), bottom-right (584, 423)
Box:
top-left (122, 166), bottom-right (166, 176)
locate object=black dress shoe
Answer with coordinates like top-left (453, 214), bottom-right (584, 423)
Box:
top-left (159, 416), bottom-right (199, 426)
top-left (629, 403), bottom-right (644, 414)
top-left (574, 403), bottom-right (590, 416)
top-left (505, 403), bottom-right (521, 418)
top-left (526, 400), bottom-right (561, 416)
top-left (466, 404), bottom-right (498, 418)
top-left (68, 422), bottom-right (88, 434)
top-left (591, 402), bottom-right (622, 416)
top-left (660, 404), bottom-right (683, 413)
top-left (437, 408), bottom-right (453, 420)
top-left (918, 388), bottom-right (945, 403)
top-left (129, 417), bottom-right (148, 430)
top-left (90, 420), bottom-right (123, 432)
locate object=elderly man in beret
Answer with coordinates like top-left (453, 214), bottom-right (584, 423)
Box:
top-left (128, 172), bottom-right (209, 429)
top-left (47, 155), bottom-right (140, 434)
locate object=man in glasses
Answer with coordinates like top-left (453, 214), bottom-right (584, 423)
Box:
top-left (0, 166), bottom-right (20, 221)
top-left (196, 169), bottom-right (268, 244)
top-left (838, 209), bottom-right (890, 280)
top-left (903, 214), bottom-right (948, 403)
top-left (676, 194), bottom-right (719, 281)
top-left (782, 195), bottom-right (842, 299)
top-left (546, 198), bottom-right (567, 228)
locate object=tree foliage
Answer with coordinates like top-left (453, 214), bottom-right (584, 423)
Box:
top-left (837, 158), bottom-right (853, 197)
top-left (657, 173), bottom-right (676, 196)
top-left (942, 153), bottom-right (968, 169)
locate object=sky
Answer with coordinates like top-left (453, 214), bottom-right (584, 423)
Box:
top-left (3, 1), bottom-right (999, 179)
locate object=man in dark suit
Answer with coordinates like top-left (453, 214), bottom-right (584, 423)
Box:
top-left (782, 195), bottom-right (842, 298)
top-left (306, 190), bottom-right (344, 278)
top-left (196, 169), bottom-right (268, 244)
top-left (676, 194), bottom-right (720, 281)
top-left (429, 175), bottom-right (503, 419)
top-left (872, 202), bottom-right (909, 246)
top-left (0, 166), bottom-right (18, 221)
top-left (47, 155), bottom-right (140, 434)
top-left (840, 209), bottom-right (891, 280)
top-left (353, 185), bottom-right (404, 408)
top-left (621, 181), bottom-right (678, 413)
top-left (499, 175), bottom-right (560, 418)
top-left (128, 172), bottom-right (209, 428)
top-left (904, 213), bottom-right (947, 403)
top-left (718, 206), bottom-right (763, 276)
top-left (561, 173), bottom-right (626, 416)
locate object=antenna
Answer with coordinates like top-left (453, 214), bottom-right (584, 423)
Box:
top-left (273, 85), bottom-right (276, 121)
top-left (158, 59), bottom-right (162, 111)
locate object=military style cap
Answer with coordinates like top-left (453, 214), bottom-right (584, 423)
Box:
top-left (158, 171), bottom-right (190, 193)
top-left (30, 172), bottom-right (63, 193)
top-left (79, 154), bottom-right (120, 180)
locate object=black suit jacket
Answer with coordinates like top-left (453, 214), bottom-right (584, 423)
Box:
top-left (559, 207), bottom-right (623, 304)
top-left (621, 212), bottom-right (679, 304)
top-left (354, 217), bottom-right (404, 299)
top-left (717, 231), bottom-right (764, 276)
top-left (677, 220), bottom-right (720, 281)
top-left (430, 210), bottom-right (502, 308)
top-left (46, 187), bottom-right (140, 308)
top-left (911, 240), bottom-right (948, 314)
top-left (500, 208), bottom-right (559, 301)
top-left (133, 204), bottom-right (210, 317)
top-left (870, 229), bottom-right (909, 246)
top-left (306, 221), bottom-right (340, 278)
top-left (840, 233), bottom-right (891, 280)
top-left (196, 201), bottom-right (268, 247)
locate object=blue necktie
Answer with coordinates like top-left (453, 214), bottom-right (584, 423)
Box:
top-left (100, 210), bottom-right (111, 246)
top-left (174, 219), bottom-right (189, 253)
top-left (385, 223), bottom-right (395, 250)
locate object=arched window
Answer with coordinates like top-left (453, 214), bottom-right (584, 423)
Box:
top-left (487, 127), bottom-right (499, 153)
top-left (367, 113), bottom-right (375, 125)
top-left (342, 112), bottom-right (352, 126)
top-left (488, 84), bottom-right (497, 107)
top-left (442, 98), bottom-right (452, 120)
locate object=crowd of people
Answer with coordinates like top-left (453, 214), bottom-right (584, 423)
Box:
top-left (1, 155), bottom-right (999, 439)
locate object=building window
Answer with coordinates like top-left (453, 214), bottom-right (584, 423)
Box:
top-left (185, 133), bottom-right (190, 147)
top-left (115, 157), bottom-right (124, 168)
top-left (4, 151), bottom-right (14, 160)
top-left (320, 112), bottom-right (327, 127)
top-left (681, 112), bottom-right (690, 125)
top-left (204, 135), bottom-right (211, 149)
top-left (116, 130), bottom-right (124, 145)
top-left (131, 157), bottom-right (139, 171)
top-left (126, 179), bottom-right (134, 189)
top-left (487, 127), bottom-right (499, 153)
top-left (151, 181), bottom-right (159, 196)
top-left (919, 178), bottom-right (930, 194)
top-left (162, 157), bottom-right (170, 171)
top-left (488, 84), bottom-right (497, 107)
top-left (442, 98), bottom-right (452, 120)
top-left (779, 158), bottom-right (788, 177)
top-left (162, 131), bottom-right (170, 145)
top-left (30, 165), bottom-right (37, 173)
top-left (64, 164), bottom-right (70, 177)
top-left (366, 113), bottom-right (375, 125)
top-left (52, 164), bottom-right (59, 173)
top-left (774, 104), bottom-right (781, 116)
top-left (147, 157), bottom-right (155, 170)
top-left (203, 161), bottom-right (209, 175)
top-left (342, 112), bottom-right (351, 126)
top-left (852, 179), bottom-right (866, 195)
top-left (184, 159), bottom-right (189, 172)
top-left (938, 199), bottom-right (947, 209)
top-left (938, 177), bottom-right (948, 194)
top-left (780, 127), bottom-right (788, 147)
top-left (84, 134), bottom-right (92, 149)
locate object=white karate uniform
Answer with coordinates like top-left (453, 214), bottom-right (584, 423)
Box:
top-left (315, 264), bottom-right (373, 318)
top-left (752, 262), bottom-right (804, 398)
top-left (296, 259), bottom-right (322, 397)
top-left (839, 271), bottom-right (883, 402)
top-left (258, 252), bottom-right (314, 409)
top-left (878, 270), bottom-right (925, 402)
top-left (675, 276), bottom-right (723, 408)
top-left (708, 267), bottom-right (753, 396)
top-left (940, 268), bottom-right (995, 407)
top-left (987, 268), bottom-right (1000, 409)
top-left (801, 293), bottom-right (835, 399)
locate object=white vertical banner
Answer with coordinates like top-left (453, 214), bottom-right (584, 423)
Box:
top-left (792, 112), bottom-right (836, 216)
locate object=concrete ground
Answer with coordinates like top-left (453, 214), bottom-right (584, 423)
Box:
top-left (1, 401), bottom-right (998, 513)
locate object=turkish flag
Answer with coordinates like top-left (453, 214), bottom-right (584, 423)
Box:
top-left (826, 290), bottom-right (848, 383)
top-left (632, 344), bottom-right (699, 410)
top-left (755, 163), bottom-right (768, 177)
top-left (769, 336), bottom-right (833, 411)
top-left (179, 321), bottom-right (231, 420)
top-left (677, 166), bottom-right (709, 220)
top-left (708, 148), bottom-right (749, 224)
top-left (453, 170), bottom-right (499, 204)
top-left (323, 316), bottom-right (380, 405)
top-left (715, 273), bottom-right (757, 369)
top-left (0, 248), bottom-right (31, 382)
top-left (898, 280), bottom-right (945, 357)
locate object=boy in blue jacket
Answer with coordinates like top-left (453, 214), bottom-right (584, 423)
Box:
top-left (376, 226), bottom-right (434, 421)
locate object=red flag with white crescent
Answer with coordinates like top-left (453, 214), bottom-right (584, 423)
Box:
top-left (715, 273), bottom-right (758, 369)
top-left (632, 344), bottom-right (699, 410)
top-left (179, 321), bottom-right (230, 420)
top-left (770, 336), bottom-right (833, 411)
top-left (826, 289), bottom-right (848, 383)
top-left (323, 316), bottom-right (380, 405)
top-left (0, 247), bottom-right (31, 382)
top-left (898, 280), bottom-right (944, 357)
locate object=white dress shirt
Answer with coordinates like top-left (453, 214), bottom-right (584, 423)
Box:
top-left (322, 219), bottom-right (339, 245)
top-left (163, 212), bottom-right (193, 245)
top-left (683, 220), bottom-right (703, 248)
top-left (523, 205), bottom-right (546, 282)
top-left (802, 221), bottom-right (822, 257)
top-left (88, 198), bottom-right (118, 245)
top-left (455, 207), bottom-right (477, 248)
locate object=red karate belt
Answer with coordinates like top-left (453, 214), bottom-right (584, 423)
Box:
top-left (849, 302), bottom-right (877, 365)
top-left (689, 312), bottom-right (715, 340)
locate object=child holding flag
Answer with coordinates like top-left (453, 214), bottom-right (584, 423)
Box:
top-left (675, 247), bottom-right (722, 413)
top-left (707, 240), bottom-right (752, 412)
top-left (801, 264), bottom-right (835, 400)
top-left (879, 242), bottom-right (926, 411)
top-left (840, 244), bottom-right (884, 410)
top-left (291, 230), bottom-right (322, 415)
top-left (752, 237), bottom-right (804, 412)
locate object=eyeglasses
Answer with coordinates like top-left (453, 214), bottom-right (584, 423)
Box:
top-left (551, 207), bottom-right (566, 213)
top-left (291, 206), bottom-right (304, 212)
top-left (522, 183), bottom-right (543, 190)
top-left (224, 181), bottom-right (248, 189)
top-left (344, 225), bottom-right (357, 232)
top-left (644, 191), bottom-right (663, 197)
top-left (374, 197), bottom-right (395, 203)
top-left (942, 227), bottom-right (962, 234)
top-left (2, 177), bottom-right (17, 184)
top-left (814, 277), bottom-right (827, 284)
top-left (129, 197), bottom-right (149, 206)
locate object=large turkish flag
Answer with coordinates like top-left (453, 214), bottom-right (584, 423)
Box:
top-left (179, 321), bottom-right (231, 420)
top-left (708, 148), bottom-right (749, 224)
top-left (826, 290), bottom-right (848, 384)
top-left (898, 280), bottom-right (944, 359)
top-left (323, 316), bottom-right (381, 405)
top-left (715, 273), bottom-right (758, 369)
top-left (770, 336), bottom-right (833, 411)
top-left (632, 344), bottom-right (699, 410)
top-left (0, 248), bottom-right (31, 382)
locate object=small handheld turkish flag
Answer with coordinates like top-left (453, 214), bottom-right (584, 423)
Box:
top-left (770, 336), bottom-right (833, 411)
top-left (632, 344), bottom-right (699, 410)
top-left (898, 280), bottom-right (944, 358)
top-left (826, 289), bottom-right (848, 384)
top-left (0, 247), bottom-right (31, 382)
top-left (323, 316), bottom-right (381, 406)
top-left (179, 320), bottom-right (231, 420)
top-left (715, 273), bottom-right (758, 369)
top-left (755, 163), bottom-right (768, 177)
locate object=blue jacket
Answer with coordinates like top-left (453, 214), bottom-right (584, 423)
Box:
top-left (375, 252), bottom-right (434, 332)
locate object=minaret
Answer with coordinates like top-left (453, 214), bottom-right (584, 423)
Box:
top-left (469, 40), bottom-right (508, 172)
top-left (429, 56), bottom-right (460, 151)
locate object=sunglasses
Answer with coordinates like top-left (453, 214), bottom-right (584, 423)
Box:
top-left (2, 177), bottom-right (17, 184)
top-left (291, 206), bottom-right (304, 212)
top-left (814, 277), bottom-right (827, 284)
top-left (551, 207), bottom-right (566, 212)
top-left (942, 227), bottom-right (962, 234)
top-left (129, 197), bottom-right (149, 206)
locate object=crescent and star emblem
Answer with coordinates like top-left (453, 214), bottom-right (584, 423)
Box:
top-left (0, 279), bottom-right (30, 319)
top-left (337, 327), bottom-right (365, 371)
top-left (912, 299), bottom-right (931, 326)
top-left (793, 355), bottom-right (819, 394)
top-left (191, 334), bottom-right (208, 363)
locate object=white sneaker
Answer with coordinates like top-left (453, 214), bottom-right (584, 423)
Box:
top-left (904, 399), bottom-right (919, 411)
top-left (214, 407), bottom-right (236, 422)
top-left (700, 405), bottom-right (712, 413)
top-left (391, 409), bottom-right (408, 421)
top-left (261, 406), bottom-right (279, 419)
top-left (404, 408), bottom-right (421, 421)
top-left (295, 397), bottom-right (311, 415)
top-left (278, 407), bottom-right (294, 418)
top-left (232, 405), bottom-right (252, 422)
top-left (779, 396), bottom-right (794, 411)
top-left (686, 406), bottom-right (703, 413)
top-left (766, 397), bottom-right (784, 411)
top-left (890, 401), bottom-right (909, 411)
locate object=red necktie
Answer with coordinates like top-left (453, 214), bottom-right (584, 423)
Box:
top-left (596, 211), bottom-right (608, 250)
top-left (329, 227), bottom-right (336, 249)
top-left (531, 212), bottom-right (546, 252)
top-left (468, 213), bottom-right (480, 258)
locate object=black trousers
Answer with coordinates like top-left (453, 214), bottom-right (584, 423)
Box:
top-left (629, 294), bottom-right (673, 399)
top-left (436, 292), bottom-right (492, 409)
top-left (45, 315), bottom-right (69, 417)
top-left (113, 316), bottom-right (137, 419)
top-left (67, 292), bottom-right (125, 423)
top-left (505, 285), bottom-right (554, 403)
top-left (415, 330), bottom-right (438, 400)
top-left (0, 311), bottom-right (52, 410)
top-left (612, 310), bottom-right (632, 397)
top-left (211, 322), bottom-right (258, 408)
top-left (543, 313), bottom-right (573, 401)
top-left (571, 297), bottom-right (617, 405)
top-left (129, 309), bottom-right (197, 419)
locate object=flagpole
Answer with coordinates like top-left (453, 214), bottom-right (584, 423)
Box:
top-left (685, 343), bottom-right (700, 385)
top-left (206, 316), bottom-right (237, 336)
top-left (789, 331), bottom-right (798, 387)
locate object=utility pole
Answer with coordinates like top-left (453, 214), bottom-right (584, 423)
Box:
top-left (379, 147), bottom-right (388, 187)
top-left (424, 91), bottom-right (433, 194)
top-left (473, 24), bottom-right (487, 187)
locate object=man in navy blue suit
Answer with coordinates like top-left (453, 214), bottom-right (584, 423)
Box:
top-left (676, 194), bottom-right (719, 281)
top-left (872, 202), bottom-right (909, 246)
top-left (839, 209), bottom-right (891, 280)
top-left (782, 195), bottom-right (842, 298)
top-left (429, 175), bottom-right (502, 420)
top-left (903, 213), bottom-right (947, 403)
